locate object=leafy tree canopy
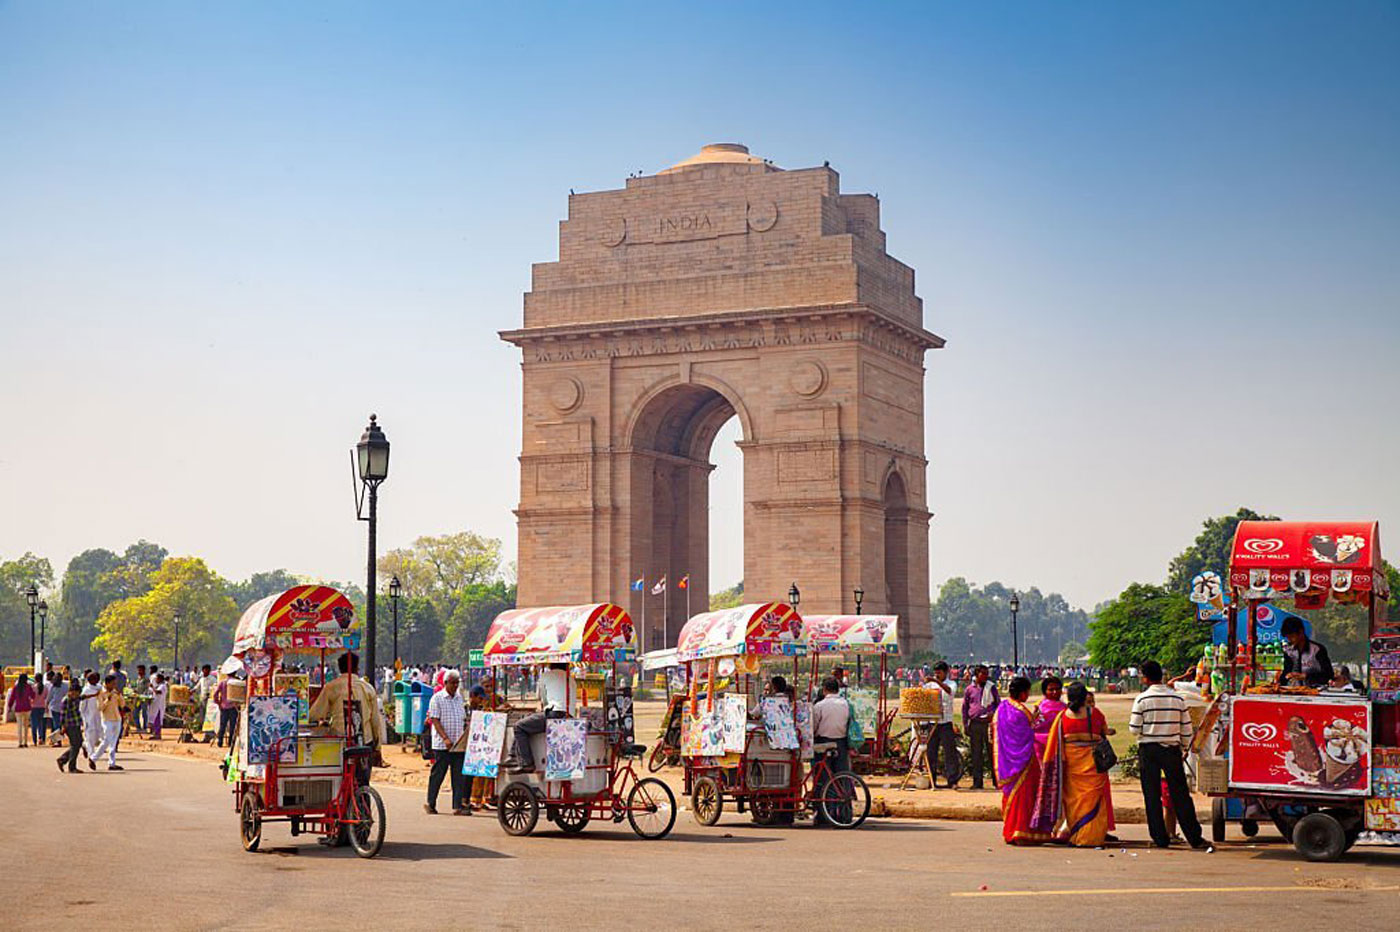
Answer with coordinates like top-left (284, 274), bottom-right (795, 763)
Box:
top-left (1087, 583), bottom-right (1202, 674)
top-left (1166, 508), bottom-right (1277, 594)
top-left (710, 580), bottom-right (744, 611)
top-left (92, 556), bottom-right (239, 667)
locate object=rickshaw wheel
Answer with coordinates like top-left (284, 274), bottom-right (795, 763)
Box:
top-left (1292, 812), bottom-right (1346, 862)
top-left (347, 786), bottom-right (386, 858)
top-left (555, 802), bottom-right (591, 835)
top-left (647, 742), bottom-right (670, 773)
top-left (818, 772), bottom-right (872, 829)
top-left (1241, 819), bottom-right (1260, 838)
top-left (627, 777), bottom-right (676, 840)
top-left (690, 776), bottom-right (723, 826)
top-left (750, 796), bottom-right (778, 826)
top-left (1211, 798), bottom-right (1227, 844)
top-left (240, 790), bottom-right (262, 852)
top-left (499, 783), bottom-right (539, 836)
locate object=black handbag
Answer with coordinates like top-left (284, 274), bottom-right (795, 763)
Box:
top-left (1091, 711), bottom-right (1117, 773)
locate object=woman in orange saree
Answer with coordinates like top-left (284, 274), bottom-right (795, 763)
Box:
top-left (992, 676), bottom-right (1049, 845)
top-left (1032, 682), bottom-right (1111, 847)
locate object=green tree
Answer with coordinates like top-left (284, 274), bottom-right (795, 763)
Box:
top-left (1087, 583), bottom-right (1203, 674)
top-left (227, 569), bottom-right (303, 610)
top-left (1166, 508), bottom-right (1278, 594)
top-left (50, 548), bottom-right (124, 667)
top-left (929, 577), bottom-right (1090, 664)
top-left (709, 580), bottom-right (744, 611)
top-left (0, 553), bottom-right (55, 664)
top-left (92, 557), bottom-right (239, 666)
top-left (441, 582), bottom-right (517, 663)
top-left (1059, 639), bottom-right (1088, 665)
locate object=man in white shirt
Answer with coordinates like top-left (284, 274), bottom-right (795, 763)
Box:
top-left (424, 671), bottom-right (468, 815)
top-left (79, 671), bottom-right (103, 766)
top-left (923, 661), bottom-right (959, 787)
top-left (507, 663), bottom-right (574, 773)
top-left (810, 676), bottom-right (852, 826)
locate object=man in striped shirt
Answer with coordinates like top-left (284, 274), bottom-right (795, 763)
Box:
top-left (1129, 660), bottom-right (1209, 850)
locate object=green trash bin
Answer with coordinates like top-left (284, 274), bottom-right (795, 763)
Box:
top-left (392, 679), bottom-right (413, 736)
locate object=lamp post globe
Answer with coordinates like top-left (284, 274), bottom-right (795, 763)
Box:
top-left (38, 600), bottom-right (48, 654)
top-left (853, 586), bottom-right (864, 615)
top-left (788, 583), bottom-right (800, 609)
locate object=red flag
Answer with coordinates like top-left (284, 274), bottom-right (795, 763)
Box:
top-left (677, 575), bottom-right (689, 590)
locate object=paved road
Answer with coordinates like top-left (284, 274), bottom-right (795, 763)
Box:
top-left (4, 745), bottom-right (1398, 929)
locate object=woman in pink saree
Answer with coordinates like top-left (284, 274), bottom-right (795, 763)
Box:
top-left (993, 676), bottom-right (1049, 845)
top-left (1032, 676), bottom-right (1065, 759)
top-left (1032, 682), bottom-right (1112, 846)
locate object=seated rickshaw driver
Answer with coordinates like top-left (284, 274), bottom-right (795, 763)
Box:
top-left (506, 662), bottom-right (576, 774)
top-left (308, 651), bottom-right (387, 776)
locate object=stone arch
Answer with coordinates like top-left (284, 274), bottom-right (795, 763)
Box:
top-left (622, 371), bottom-right (754, 453)
top-left (882, 468), bottom-right (914, 649)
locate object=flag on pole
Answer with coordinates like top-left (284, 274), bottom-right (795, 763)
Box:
top-left (630, 576), bottom-right (644, 591)
top-left (651, 575), bottom-right (667, 595)
top-left (677, 575), bottom-right (689, 590)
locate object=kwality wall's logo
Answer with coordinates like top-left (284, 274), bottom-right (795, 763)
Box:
top-left (1242, 538), bottom-right (1286, 556)
top-left (1239, 722), bottom-right (1279, 745)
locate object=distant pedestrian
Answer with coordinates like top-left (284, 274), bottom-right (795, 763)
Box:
top-left (961, 665), bottom-right (999, 789)
top-left (149, 673), bottom-right (168, 740)
top-left (29, 674), bottom-right (49, 746)
top-left (6, 673), bottom-right (36, 748)
top-left (214, 674), bottom-right (239, 748)
top-left (79, 672), bottom-right (102, 766)
top-left (56, 679), bottom-right (90, 773)
top-left (108, 659), bottom-right (128, 691)
top-left (46, 671), bottom-right (67, 740)
top-left (1128, 660), bottom-right (1208, 850)
top-left (94, 675), bottom-right (125, 771)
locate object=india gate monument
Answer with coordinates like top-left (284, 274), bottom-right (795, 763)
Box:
top-left (501, 144), bottom-right (943, 653)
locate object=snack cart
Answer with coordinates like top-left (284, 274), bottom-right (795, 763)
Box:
top-left (226, 586), bottom-right (386, 857)
top-left (677, 602), bottom-right (872, 828)
top-left (482, 603), bottom-right (677, 839)
top-left (803, 614), bottom-right (903, 773)
top-left (1201, 520), bottom-right (1396, 860)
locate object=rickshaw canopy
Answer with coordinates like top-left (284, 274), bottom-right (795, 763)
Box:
top-left (1229, 521), bottom-right (1388, 597)
top-left (675, 602), bottom-right (806, 662)
top-left (640, 647), bottom-right (679, 671)
top-left (232, 585), bottom-right (360, 655)
top-left (483, 603), bottom-right (635, 666)
top-left (804, 615), bottom-right (900, 654)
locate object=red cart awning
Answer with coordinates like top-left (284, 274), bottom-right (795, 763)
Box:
top-left (1229, 521), bottom-right (1387, 596)
top-left (675, 602), bottom-right (806, 662)
top-left (483, 603), bottom-right (635, 666)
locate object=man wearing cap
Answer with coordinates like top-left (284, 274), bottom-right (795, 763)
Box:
top-left (424, 670), bottom-right (469, 815)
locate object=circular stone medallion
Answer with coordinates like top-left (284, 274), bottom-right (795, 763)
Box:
top-left (790, 360), bottom-right (827, 397)
top-left (549, 377), bottom-right (583, 412)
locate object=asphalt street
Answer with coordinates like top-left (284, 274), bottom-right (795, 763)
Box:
top-left (4, 744), bottom-right (1398, 930)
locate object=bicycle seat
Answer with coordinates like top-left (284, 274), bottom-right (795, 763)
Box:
top-left (620, 743), bottom-right (648, 759)
top-left (813, 741), bottom-right (838, 753)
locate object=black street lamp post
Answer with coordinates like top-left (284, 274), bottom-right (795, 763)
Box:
top-left (389, 574), bottom-right (401, 668)
top-left (354, 414), bottom-right (391, 685)
top-left (1009, 593), bottom-right (1021, 668)
top-left (853, 586), bottom-right (864, 615)
top-left (38, 600), bottom-right (48, 654)
top-left (24, 583), bottom-right (38, 663)
top-left (173, 611), bottom-right (182, 672)
top-left (788, 583), bottom-right (800, 609)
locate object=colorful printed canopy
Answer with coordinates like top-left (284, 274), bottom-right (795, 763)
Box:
top-left (804, 615), bottom-right (900, 654)
top-left (232, 586), bottom-right (359, 655)
top-left (675, 603), bottom-right (806, 662)
top-left (483, 603), bottom-right (635, 666)
top-left (1229, 521), bottom-right (1387, 595)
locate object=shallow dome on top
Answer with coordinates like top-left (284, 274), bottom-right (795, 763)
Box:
top-left (658, 143), bottom-right (778, 174)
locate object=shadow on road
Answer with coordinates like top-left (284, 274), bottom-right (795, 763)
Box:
top-left (373, 842), bottom-right (513, 861)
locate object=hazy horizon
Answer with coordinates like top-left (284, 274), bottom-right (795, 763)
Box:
top-left (3, 2), bottom-right (1398, 611)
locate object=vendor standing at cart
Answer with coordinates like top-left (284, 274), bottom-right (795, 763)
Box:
top-left (1276, 617), bottom-right (1335, 688)
top-left (308, 651), bottom-right (386, 781)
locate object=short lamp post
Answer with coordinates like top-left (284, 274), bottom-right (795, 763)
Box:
top-left (389, 574), bottom-right (401, 669)
top-left (38, 600), bottom-right (49, 654)
top-left (354, 414), bottom-right (391, 685)
top-left (1009, 593), bottom-right (1021, 668)
top-left (24, 583), bottom-right (38, 663)
top-left (853, 586), bottom-right (864, 615)
top-left (173, 611), bottom-right (182, 672)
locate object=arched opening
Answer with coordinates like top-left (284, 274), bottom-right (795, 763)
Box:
top-left (629, 383), bottom-right (743, 649)
top-left (883, 471), bottom-right (911, 641)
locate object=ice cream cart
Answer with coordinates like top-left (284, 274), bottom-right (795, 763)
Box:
top-left (1202, 520), bottom-right (1396, 860)
top-left (226, 586), bottom-right (386, 857)
top-left (802, 614), bottom-right (902, 773)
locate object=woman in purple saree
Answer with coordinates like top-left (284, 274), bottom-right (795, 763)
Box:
top-left (992, 676), bottom-right (1049, 845)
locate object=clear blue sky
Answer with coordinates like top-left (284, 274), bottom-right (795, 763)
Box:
top-left (2, 1), bottom-right (1397, 610)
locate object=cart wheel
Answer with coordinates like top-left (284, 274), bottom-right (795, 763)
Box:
top-left (751, 796), bottom-right (777, 826)
top-left (347, 785), bottom-right (386, 858)
top-left (627, 777), bottom-right (676, 840)
top-left (1292, 812), bottom-right (1346, 862)
top-left (690, 775), bottom-right (723, 826)
top-left (498, 783), bottom-right (539, 837)
top-left (555, 802), bottom-right (591, 835)
top-left (647, 742), bottom-right (669, 774)
top-left (1241, 818), bottom-right (1260, 838)
top-left (239, 790), bottom-right (262, 852)
top-left (1211, 798), bottom-right (1227, 844)
top-left (818, 772), bottom-right (872, 829)
top-left (941, 748), bottom-right (964, 788)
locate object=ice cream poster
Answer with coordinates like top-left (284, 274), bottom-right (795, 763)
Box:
top-left (720, 694), bottom-right (747, 754)
top-left (273, 673), bottom-right (310, 725)
top-left (462, 710), bottom-right (508, 778)
top-left (246, 695), bottom-right (300, 764)
top-left (1229, 697), bottom-right (1370, 795)
top-left (760, 697), bottom-right (798, 750)
top-left (545, 717), bottom-right (589, 781)
top-left (1190, 571), bottom-right (1228, 622)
